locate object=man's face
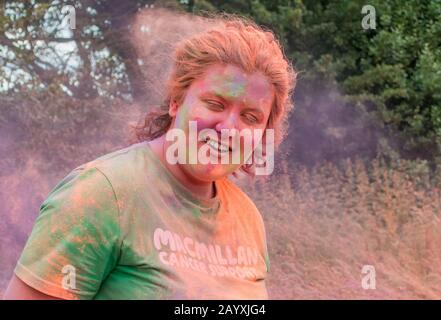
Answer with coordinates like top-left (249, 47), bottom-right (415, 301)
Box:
top-left (166, 63), bottom-right (275, 182)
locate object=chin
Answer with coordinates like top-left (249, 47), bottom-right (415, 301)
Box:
top-left (186, 163), bottom-right (240, 182)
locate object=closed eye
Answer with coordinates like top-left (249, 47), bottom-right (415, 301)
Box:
top-left (243, 113), bottom-right (259, 124)
top-left (205, 100), bottom-right (224, 111)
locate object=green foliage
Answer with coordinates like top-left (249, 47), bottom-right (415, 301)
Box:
top-left (2, 0), bottom-right (441, 164)
top-left (189, 0), bottom-right (441, 165)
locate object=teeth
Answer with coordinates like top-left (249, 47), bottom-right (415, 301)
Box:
top-left (205, 138), bottom-right (229, 153)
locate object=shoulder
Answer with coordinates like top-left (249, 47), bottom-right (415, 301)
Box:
top-left (75, 142), bottom-right (149, 193)
top-left (216, 177), bottom-right (265, 226)
top-left (33, 144), bottom-right (150, 250)
top-left (39, 160), bottom-right (121, 227)
top-left (79, 142), bottom-right (148, 175)
top-left (45, 142), bottom-right (150, 220)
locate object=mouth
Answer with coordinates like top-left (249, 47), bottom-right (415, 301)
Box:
top-left (201, 136), bottom-right (232, 154)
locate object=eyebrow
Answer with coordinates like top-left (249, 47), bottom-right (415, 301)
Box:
top-left (199, 91), bottom-right (265, 116)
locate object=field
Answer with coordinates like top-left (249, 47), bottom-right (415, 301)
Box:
top-left (1, 95), bottom-right (440, 298)
top-left (247, 159), bottom-right (441, 299)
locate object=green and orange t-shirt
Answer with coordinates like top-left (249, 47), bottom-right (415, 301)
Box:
top-left (14, 141), bottom-right (270, 299)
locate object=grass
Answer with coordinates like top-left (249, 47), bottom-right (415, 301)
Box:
top-left (1, 94), bottom-right (441, 299)
top-left (245, 158), bottom-right (441, 299)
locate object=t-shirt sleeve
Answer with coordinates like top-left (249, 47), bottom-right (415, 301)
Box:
top-left (14, 166), bottom-right (122, 300)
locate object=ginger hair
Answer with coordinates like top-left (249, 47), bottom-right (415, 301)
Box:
top-left (131, 13), bottom-right (296, 176)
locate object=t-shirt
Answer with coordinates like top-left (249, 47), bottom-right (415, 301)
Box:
top-left (14, 141), bottom-right (270, 299)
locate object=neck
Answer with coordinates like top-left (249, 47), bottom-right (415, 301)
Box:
top-left (150, 135), bottom-right (215, 200)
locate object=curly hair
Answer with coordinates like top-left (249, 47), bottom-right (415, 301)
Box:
top-left (131, 13), bottom-right (296, 176)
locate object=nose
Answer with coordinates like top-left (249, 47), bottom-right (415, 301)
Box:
top-left (215, 113), bottom-right (239, 134)
top-left (214, 114), bottom-right (241, 148)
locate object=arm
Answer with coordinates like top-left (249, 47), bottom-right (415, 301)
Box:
top-left (3, 274), bottom-right (62, 300)
top-left (7, 167), bottom-right (121, 300)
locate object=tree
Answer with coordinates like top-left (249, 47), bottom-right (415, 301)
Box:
top-left (0, 0), bottom-right (183, 100)
top-left (2, 0), bottom-right (441, 165)
top-left (187, 0), bottom-right (441, 165)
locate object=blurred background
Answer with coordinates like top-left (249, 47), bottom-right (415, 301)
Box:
top-left (1, 0), bottom-right (441, 299)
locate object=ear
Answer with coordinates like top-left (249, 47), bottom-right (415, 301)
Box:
top-left (169, 100), bottom-right (178, 117)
